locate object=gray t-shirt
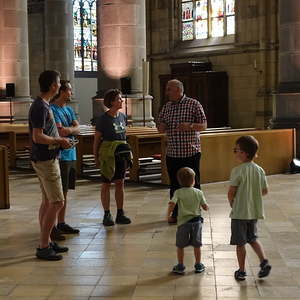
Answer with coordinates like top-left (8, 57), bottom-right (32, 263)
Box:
top-left (95, 112), bottom-right (126, 141)
top-left (29, 97), bottom-right (60, 161)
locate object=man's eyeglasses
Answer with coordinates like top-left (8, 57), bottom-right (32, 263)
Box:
top-left (233, 148), bottom-right (243, 153)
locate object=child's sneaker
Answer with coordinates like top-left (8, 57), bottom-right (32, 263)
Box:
top-left (172, 263), bottom-right (185, 275)
top-left (194, 262), bottom-right (205, 273)
top-left (258, 259), bottom-right (272, 278)
top-left (234, 269), bottom-right (247, 281)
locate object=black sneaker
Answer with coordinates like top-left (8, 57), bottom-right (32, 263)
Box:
top-left (50, 242), bottom-right (69, 253)
top-left (194, 262), bottom-right (205, 273)
top-left (36, 246), bottom-right (63, 261)
top-left (57, 223), bottom-right (80, 234)
top-left (115, 214), bottom-right (131, 224)
top-left (103, 213), bottom-right (115, 226)
top-left (50, 226), bottom-right (66, 241)
top-left (172, 264), bottom-right (185, 275)
top-left (258, 259), bottom-right (272, 278)
top-left (234, 269), bottom-right (247, 281)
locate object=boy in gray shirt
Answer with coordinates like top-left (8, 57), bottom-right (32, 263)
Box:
top-left (228, 135), bottom-right (271, 281)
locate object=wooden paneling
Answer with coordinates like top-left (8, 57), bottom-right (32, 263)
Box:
top-left (199, 129), bottom-right (295, 183)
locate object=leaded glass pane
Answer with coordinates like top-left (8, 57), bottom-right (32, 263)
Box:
top-left (226, 0), bottom-right (235, 15)
top-left (211, 17), bottom-right (224, 37)
top-left (73, 0), bottom-right (97, 72)
top-left (182, 1), bottom-right (193, 21)
top-left (195, 20), bottom-right (208, 39)
top-left (182, 21), bottom-right (194, 40)
top-left (226, 15), bottom-right (235, 34)
top-left (211, 0), bottom-right (224, 17)
top-left (73, 0), bottom-right (82, 71)
top-left (196, 0), bottom-right (207, 20)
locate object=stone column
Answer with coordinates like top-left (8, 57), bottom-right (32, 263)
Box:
top-left (270, 0), bottom-right (300, 157)
top-left (44, 0), bottom-right (74, 85)
top-left (43, 0), bottom-right (78, 116)
top-left (0, 0), bottom-right (32, 122)
top-left (95, 0), bottom-right (154, 126)
top-left (0, 0), bottom-right (30, 98)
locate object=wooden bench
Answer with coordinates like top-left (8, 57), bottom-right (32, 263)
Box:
top-left (76, 126), bottom-right (161, 177)
top-left (0, 124), bottom-right (29, 168)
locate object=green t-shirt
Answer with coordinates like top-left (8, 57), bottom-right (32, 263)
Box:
top-left (170, 187), bottom-right (207, 226)
top-left (229, 161), bottom-right (267, 220)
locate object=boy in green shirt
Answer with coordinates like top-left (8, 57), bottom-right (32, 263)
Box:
top-left (168, 167), bottom-right (208, 274)
top-left (228, 135), bottom-right (271, 281)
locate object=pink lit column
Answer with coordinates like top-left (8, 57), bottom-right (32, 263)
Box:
top-left (0, 0), bottom-right (30, 98)
top-left (98, 0), bottom-right (154, 126)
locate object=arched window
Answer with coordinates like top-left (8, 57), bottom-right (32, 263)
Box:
top-left (181, 0), bottom-right (235, 41)
top-left (73, 0), bottom-right (97, 73)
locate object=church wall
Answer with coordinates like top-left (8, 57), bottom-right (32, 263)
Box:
top-left (147, 0), bottom-right (278, 129)
top-left (74, 77), bottom-right (97, 125)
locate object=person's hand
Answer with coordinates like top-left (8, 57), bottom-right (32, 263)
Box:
top-left (158, 122), bottom-right (167, 133)
top-left (176, 122), bottom-right (191, 131)
top-left (57, 137), bottom-right (72, 149)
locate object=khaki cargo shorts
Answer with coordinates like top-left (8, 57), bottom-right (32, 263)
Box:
top-left (32, 159), bottom-right (64, 203)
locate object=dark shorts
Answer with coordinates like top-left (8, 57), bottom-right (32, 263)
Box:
top-left (102, 158), bottom-right (127, 183)
top-left (59, 160), bottom-right (76, 193)
top-left (176, 220), bottom-right (202, 248)
top-left (230, 219), bottom-right (258, 246)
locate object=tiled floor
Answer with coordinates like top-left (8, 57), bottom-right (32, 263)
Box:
top-left (1, 171), bottom-right (300, 299)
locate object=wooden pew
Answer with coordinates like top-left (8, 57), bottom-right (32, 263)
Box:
top-left (76, 126), bottom-right (161, 177)
top-left (160, 128), bottom-right (295, 184)
top-left (0, 124), bottom-right (29, 168)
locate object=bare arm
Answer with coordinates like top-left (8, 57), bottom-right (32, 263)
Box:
top-left (262, 187), bottom-right (268, 196)
top-left (167, 202), bottom-right (176, 219)
top-left (176, 121), bottom-right (207, 132)
top-left (32, 128), bottom-right (72, 149)
top-left (228, 185), bottom-right (237, 208)
top-left (93, 130), bottom-right (103, 167)
top-left (58, 120), bottom-right (80, 137)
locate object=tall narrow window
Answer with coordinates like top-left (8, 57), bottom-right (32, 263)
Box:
top-left (73, 0), bottom-right (97, 72)
top-left (181, 0), bottom-right (235, 41)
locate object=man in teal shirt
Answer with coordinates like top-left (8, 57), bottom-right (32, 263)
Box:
top-left (50, 80), bottom-right (80, 239)
top-left (228, 135), bottom-right (271, 281)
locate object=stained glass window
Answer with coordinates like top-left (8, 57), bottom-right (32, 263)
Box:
top-left (181, 0), bottom-right (235, 41)
top-left (73, 0), bottom-right (97, 72)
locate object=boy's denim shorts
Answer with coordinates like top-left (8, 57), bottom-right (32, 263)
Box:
top-left (176, 220), bottom-right (202, 248)
top-left (230, 219), bottom-right (258, 246)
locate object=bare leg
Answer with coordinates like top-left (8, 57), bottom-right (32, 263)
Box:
top-left (236, 245), bottom-right (246, 272)
top-left (40, 201), bottom-right (64, 248)
top-left (39, 195), bottom-right (49, 231)
top-left (57, 191), bottom-right (67, 223)
top-left (194, 247), bottom-right (201, 264)
top-left (101, 183), bottom-right (111, 210)
top-left (177, 247), bottom-right (184, 265)
top-left (249, 240), bottom-right (266, 263)
top-left (114, 179), bottom-right (124, 209)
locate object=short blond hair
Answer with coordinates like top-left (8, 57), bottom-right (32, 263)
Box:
top-left (177, 167), bottom-right (195, 187)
